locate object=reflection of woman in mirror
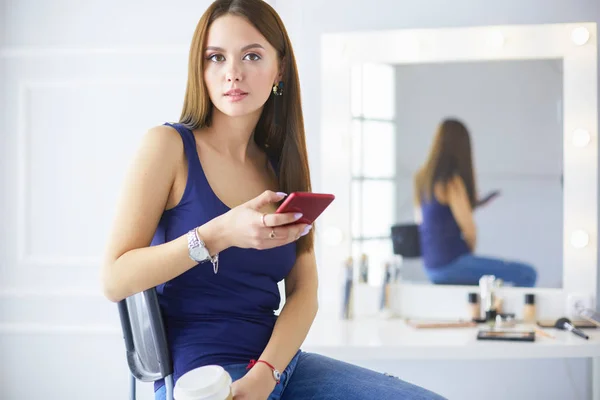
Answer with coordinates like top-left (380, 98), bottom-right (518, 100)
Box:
top-left (413, 118), bottom-right (537, 287)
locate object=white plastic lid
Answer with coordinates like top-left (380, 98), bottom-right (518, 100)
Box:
top-left (174, 365), bottom-right (233, 400)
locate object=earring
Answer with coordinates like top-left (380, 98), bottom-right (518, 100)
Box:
top-left (272, 81), bottom-right (284, 96)
top-left (272, 81), bottom-right (284, 127)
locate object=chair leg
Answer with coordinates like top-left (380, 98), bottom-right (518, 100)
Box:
top-left (130, 374), bottom-right (136, 400)
top-left (165, 374), bottom-right (174, 400)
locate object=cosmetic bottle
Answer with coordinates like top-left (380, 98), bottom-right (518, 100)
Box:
top-left (380, 262), bottom-right (392, 310)
top-left (523, 293), bottom-right (536, 323)
top-left (468, 292), bottom-right (481, 321)
top-left (494, 297), bottom-right (504, 315)
top-left (493, 279), bottom-right (504, 314)
top-left (392, 255), bottom-right (402, 283)
top-left (341, 257), bottom-right (354, 320)
top-left (479, 275), bottom-right (497, 325)
top-left (358, 254), bottom-right (369, 284)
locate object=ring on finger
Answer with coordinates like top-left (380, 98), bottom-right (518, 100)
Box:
top-left (261, 213), bottom-right (268, 227)
top-left (269, 229), bottom-right (276, 239)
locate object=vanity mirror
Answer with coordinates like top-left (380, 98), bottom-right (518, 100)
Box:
top-left (319, 23), bottom-right (597, 318)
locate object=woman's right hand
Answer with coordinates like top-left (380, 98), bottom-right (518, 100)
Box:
top-left (222, 190), bottom-right (311, 250)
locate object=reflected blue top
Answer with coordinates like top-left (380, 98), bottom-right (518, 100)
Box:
top-left (418, 192), bottom-right (470, 269)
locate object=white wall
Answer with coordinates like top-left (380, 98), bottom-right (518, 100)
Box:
top-left (0, 0), bottom-right (598, 399)
top-left (393, 60), bottom-right (563, 287)
top-left (0, 1), bottom-right (211, 399)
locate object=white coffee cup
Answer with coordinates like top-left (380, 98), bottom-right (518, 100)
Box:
top-left (174, 365), bottom-right (233, 400)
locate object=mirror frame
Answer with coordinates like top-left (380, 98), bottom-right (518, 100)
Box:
top-left (319, 23), bottom-right (597, 319)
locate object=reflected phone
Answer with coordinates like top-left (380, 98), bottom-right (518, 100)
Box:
top-left (476, 190), bottom-right (500, 208)
top-left (275, 192), bottom-right (335, 225)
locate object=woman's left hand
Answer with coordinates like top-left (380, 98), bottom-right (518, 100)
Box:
top-left (231, 364), bottom-right (277, 400)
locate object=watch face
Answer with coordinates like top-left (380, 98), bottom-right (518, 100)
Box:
top-left (191, 245), bottom-right (210, 262)
top-left (188, 229), bottom-right (211, 263)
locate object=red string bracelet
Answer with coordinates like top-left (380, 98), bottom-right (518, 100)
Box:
top-left (246, 359), bottom-right (281, 383)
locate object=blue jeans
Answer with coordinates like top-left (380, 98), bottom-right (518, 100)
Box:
top-left (426, 254), bottom-right (537, 287)
top-left (155, 350), bottom-right (445, 400)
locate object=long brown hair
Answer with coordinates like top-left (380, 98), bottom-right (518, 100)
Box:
top-left (179, 0), bottom-right (313, 254)
top-left (414, 118), bottom-right (477, 209)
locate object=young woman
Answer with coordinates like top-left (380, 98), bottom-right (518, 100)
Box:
top-left (102, 0), bottom-right (445, 399)
top-left (414, 118), bottom-right (537, 287)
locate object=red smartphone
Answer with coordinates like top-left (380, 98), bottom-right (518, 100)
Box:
top-left (275, 192), bottom-right (335, 225)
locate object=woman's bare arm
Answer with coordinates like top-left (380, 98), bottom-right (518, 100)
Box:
top-left (101, 126), bottom-right (228, 302)
top-left (446, 176), bottom-right (477, 251)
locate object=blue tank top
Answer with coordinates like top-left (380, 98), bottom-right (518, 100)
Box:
top-left (418, 191), bottom-right (470, 270)
top-left (151, 123), bottom-right (297, 391)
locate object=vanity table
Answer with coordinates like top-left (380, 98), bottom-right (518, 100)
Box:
top-left (302, 316), bottom-right (600, 399)
top-left (303, 316), bottom-right (600, 360)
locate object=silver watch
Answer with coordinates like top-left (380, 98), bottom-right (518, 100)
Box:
top-left (187, 228), bottom-right (220, 274)
top-left (187, 228), bottom-right (211, 263)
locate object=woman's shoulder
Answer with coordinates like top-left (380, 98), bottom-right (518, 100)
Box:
top-left (438, 175), bottom-right (468, 205)
top-left (139, 123), bottom-right (185, 153)
top-left (127, 124), bottom-right (187, 176)
top-left (433, 175), bottom-right (464, 202)
top-left (446, 174), bottom-right (466, 190)
top-left (145, 123), bottom-right (183, 140)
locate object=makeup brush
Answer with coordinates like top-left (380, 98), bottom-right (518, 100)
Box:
top-left (554, 317), bottom-right (589, 340)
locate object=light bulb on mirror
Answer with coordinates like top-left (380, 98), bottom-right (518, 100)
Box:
top-left (487, 30), bottom-right (505, 48)
top-left (570, 230), bottom-right (589, 249)
top-left (571, 26), bottom-right (590, 46)
top-left (572, 129), bottom-right (591, 147)
top-left (407, 37), bottom-right (421, 55)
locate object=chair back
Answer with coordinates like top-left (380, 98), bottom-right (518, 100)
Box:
top-left (117, 288), bottom-right (173, 382)
top-left (390, 223), bottom-right (422, 258)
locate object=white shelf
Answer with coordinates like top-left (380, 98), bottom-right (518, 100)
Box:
top-left (302, 316), bottom-right (600, 361)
